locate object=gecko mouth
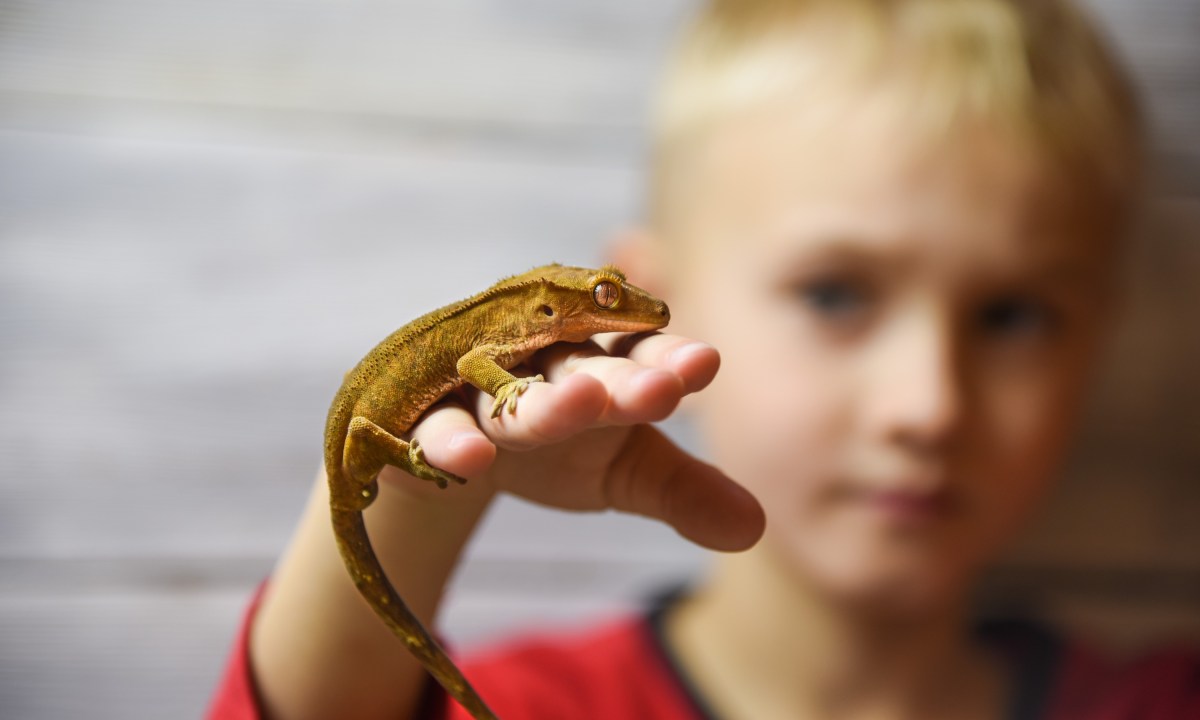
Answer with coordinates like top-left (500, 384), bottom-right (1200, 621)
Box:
top-left (599, 316), bottom-right (669, 333)
top-left (560, 315), bottom-right (667, 343)
top-left (613, 300), bottom-right (669, 330)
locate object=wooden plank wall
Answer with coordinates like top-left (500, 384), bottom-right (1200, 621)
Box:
top-left (0, 1), bottom-right (1195, 718)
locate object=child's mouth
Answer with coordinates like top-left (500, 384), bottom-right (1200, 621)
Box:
top-left (856, 487), bottom-right (953, 524)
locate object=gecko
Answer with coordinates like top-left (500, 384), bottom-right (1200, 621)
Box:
top-left (324, 264), bottom-right (670, 720)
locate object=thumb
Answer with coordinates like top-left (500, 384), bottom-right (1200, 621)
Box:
top-left (604, 425), bottom-right (765, 552)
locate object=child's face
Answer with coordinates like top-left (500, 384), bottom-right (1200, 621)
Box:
top-left (657, 99), bottom-right (1116, 611)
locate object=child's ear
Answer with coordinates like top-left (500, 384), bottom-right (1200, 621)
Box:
top-left (607, 226), bottom-right (671, 299)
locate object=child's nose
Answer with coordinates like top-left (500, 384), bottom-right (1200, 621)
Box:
top-left (867, 309), bottom-right (964, 453)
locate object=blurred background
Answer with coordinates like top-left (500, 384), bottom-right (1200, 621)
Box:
top-left (0, 1), bottom-right (1197, 718)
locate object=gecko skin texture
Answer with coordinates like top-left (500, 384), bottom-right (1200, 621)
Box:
top-left (324, 264), bottom-right (670, 720)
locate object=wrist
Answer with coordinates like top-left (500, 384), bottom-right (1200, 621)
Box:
top-left (252, 470), bottom-right (491, 720)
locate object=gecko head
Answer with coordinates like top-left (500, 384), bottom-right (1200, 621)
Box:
top-left (519, 264), bottom-right (670, 342)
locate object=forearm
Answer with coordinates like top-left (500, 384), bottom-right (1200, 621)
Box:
top-left (251, 469), bottom-right (493, 720)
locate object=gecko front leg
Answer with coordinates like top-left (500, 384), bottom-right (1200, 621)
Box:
top-left (489, 374), bottom-right (543, 417)
top-left (456, 346), bottom-right (545, 417)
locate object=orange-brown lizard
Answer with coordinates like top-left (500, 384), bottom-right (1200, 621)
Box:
top-left (324, 264), bottom-right (670, 720)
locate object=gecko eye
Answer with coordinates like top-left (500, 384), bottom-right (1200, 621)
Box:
top-left (540, 305), bottom-right (554, 316)
top-left (593, 281), bottom-right (620, 309)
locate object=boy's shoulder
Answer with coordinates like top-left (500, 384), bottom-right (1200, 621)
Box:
top-left (977, 615), bottom-right (1200, 719)
top-left (450, 607), bottom-right (1200, 720)
top-left (454, 607), bottom-right (701, 720)
top-left (1049, 635), bottom-right (1200, 719)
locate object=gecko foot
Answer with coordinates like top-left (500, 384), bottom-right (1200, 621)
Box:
top-left (407, 439), bottom-right (467, 489)
top-left (490, 374), bottom-right (545, 418)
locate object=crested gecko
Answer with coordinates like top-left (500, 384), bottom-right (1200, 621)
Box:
top-left (324, 264), bottom-right (670, 720)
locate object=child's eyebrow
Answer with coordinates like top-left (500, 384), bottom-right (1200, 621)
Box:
top-left (1007, 261), bottom-right (1112, 292)
top-left (769, 231), bottom-right (912, 271)
top-left (768, 231), bottom-right (1111, 292)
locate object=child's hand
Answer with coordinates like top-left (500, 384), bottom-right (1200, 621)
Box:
top-left (376, 333), bottom-right (765, 552)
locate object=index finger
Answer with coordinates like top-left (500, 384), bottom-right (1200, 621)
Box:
top-left (590, 332), bottom-right (720, 394)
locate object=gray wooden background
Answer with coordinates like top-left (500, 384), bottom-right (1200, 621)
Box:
top-left (0, 1), bottom-right (1196, 718)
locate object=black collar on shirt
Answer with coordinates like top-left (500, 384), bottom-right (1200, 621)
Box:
top-left (641, 585), bottom-right (1064, 720)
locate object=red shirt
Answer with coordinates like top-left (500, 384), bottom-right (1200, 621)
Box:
top-left (208, 586), bottom-right (1200, 719)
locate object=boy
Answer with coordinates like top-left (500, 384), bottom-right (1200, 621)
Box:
top-left (211, 0), bottom-right (1199, 718)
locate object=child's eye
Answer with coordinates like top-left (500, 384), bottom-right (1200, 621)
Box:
top-left (977, 295), bottom-right (1056, 339)
top-left (796, 278), bottom-right (870, 320)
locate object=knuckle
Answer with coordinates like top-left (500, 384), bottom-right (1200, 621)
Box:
top-left (606, 330), bottom-right (665, 359)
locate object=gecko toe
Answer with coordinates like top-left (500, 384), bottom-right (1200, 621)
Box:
top-left (491, 375), bottom-right (545, 419)
top-left (405, 438), bottom-right (467, 488)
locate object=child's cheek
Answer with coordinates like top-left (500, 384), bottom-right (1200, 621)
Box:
top-left (671, 266), bottom-right (836, 498)
top-left (971, 365), bottom-right (1087, 542)
top-left (694, 323), bottom-right (846, 521)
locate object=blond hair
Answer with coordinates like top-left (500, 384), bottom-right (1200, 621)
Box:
top-left (650, 0), bottom-right (1142, 228)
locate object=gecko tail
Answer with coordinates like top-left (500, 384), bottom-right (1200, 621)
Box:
top-left (330, 507), bottom-right (500, 720)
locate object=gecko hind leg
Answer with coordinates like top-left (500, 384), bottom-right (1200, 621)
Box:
top-left (345, 416), bottom-right (467, 493)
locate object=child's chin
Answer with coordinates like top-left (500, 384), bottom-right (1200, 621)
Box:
top-left (802, 547), bottom-right (974, 617)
